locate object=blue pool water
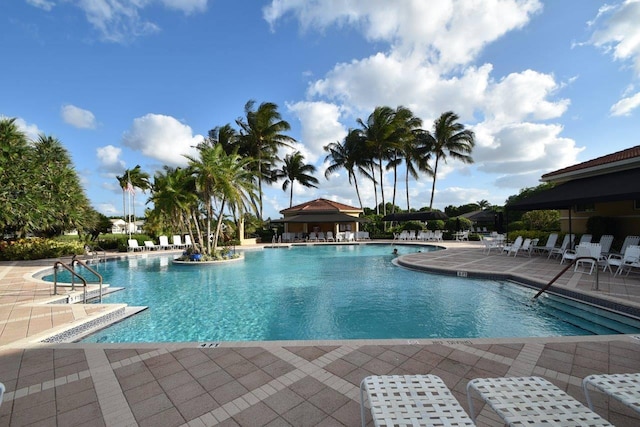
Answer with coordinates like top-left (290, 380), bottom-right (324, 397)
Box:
top-left (45, 244), bottom-right (640, 343)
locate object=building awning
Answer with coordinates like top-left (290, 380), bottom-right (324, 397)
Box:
top-left (273, 213), bottom-right (367, 223)
top-left (507, 168), bottom-right (640, 211)
top-left (381, 211), bottom-right (448, 222)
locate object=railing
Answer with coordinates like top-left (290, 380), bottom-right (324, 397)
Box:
top-left (533, 256), bottom-right (599, 299)
top-left (53, 261), bottom-right (88, 303)
top-left (72, 255), bottom-right (104, 302)
top-left (84, 244), bottom-right (106, 263)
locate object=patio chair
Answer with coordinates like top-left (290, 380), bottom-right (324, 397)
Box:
top-left (572, 243), bottom-right (601, 275)
top-left (480, 235), bottom-right (501, 255)
top-left (127, 239), bottom-right (144, 252)
top-left (578, 234), bottom-right (592, 245)
top-left (582, 373), bottom-right (640, 416)
top-left (604, 236), bottom-right (640, 273)
top-left (513, 238), bottom-right (533, 257)
top-left (158, 235), bottom-right (173, 250)
top-left (317, 232), bottom-right (326, 242)
top-left (326, 231), bottom-right (335, 242)
top-left (466, 376), bottom-right (612, 426)
top-left (532, 233), bottom-right (558, 256)
top-left (144, 240), bottom-right (160, 251)
top-left (172, 235), bottom-right (186, 249)
top-left (612, 245), bottom-right (640, 276)
top-left (360, 375), bottom-right (475, 427)
top-left (548, 234), bottom-right (574, 259)
top-left (502, 236), bottom-right (523, 256)
top-left (308, 232), bottom-right (318, 242)
top-left (184, 235), bottom-right (193, 247)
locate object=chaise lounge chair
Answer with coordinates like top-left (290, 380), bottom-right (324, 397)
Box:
top-left (360, 375), bottom-right (475, 427)
top-left (467, 376), bottom-right (612, 426)
top-left (582, 373), bottom-right (640, 416)
top-left (159, 235), bottom-right (173, 250)
top-left (144, 240), bottom-right (160, 251)
top-left (127, 239), bottom-right (144, 252)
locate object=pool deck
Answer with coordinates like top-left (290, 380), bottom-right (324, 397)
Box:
top-left (1, 240), bottom-right (640, 426)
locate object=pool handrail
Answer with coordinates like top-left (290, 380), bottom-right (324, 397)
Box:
top-left (533, 256), bottom-right (600, 299)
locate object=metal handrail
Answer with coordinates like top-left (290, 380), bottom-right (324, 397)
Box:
top-left (53, 261), bottom-right (88, 303)
top-left (72, 255), bottom-right (104, 302)
top-left (533, 256), bottom-right (599, 299)
top-left (84, 244), bottom-right (106, 262)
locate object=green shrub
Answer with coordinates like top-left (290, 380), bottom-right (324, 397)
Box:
top-left (0, 238), bottom-right (84, 260)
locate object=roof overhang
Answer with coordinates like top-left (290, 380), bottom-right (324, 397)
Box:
top-left (381, 211), bottom-right (448, 222)
top-left (272, 213), bottom-right (367, 223)
top-left (508, 168), bottom-right (640, 211)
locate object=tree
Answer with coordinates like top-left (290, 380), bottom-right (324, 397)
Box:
top-left (324, 129), bottom-right (372, 210)
top-left (427, 111), bottom-right (475, 209)
top-left (476, 199), bottom-right (491, 210)
top-left (277, 151), bottom-right (319, 207)
top-left (116, 165), bottom-right (150, 234)
top-left (186, 142), bottom-right (258, 255)
top-left (236, 100), bottom-right (295, 220)
top-left (357, 106), bottom-right (397, 215)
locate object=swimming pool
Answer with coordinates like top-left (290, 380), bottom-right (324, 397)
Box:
top-left (45, 244), bottom-right (640, 343)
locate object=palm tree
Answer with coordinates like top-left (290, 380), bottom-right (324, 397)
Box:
top-left (476, 200), bottom-right (491, 210)
top-left (116, 165), bottom-right (150, 234)
top-left (388, 106), bottom-right (423, 213)
top-left (357, 106), bottom-right (397, 215)
top-left (324, 129), bottom-right (372, 210)
top-left (236, 100), bottom-right (295, 220)
top-left (427, 111), bottom-right (475, 209)
top-left (186, 142), bottom-right (258, 254)
top-left (207, 123), bottom-right (238, 155)
top-left (277, 151), bottom-right (319, 207)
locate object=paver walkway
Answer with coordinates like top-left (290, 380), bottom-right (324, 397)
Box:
top-left (1, 241), bottom-right (640, 426)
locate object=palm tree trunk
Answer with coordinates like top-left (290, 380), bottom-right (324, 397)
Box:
top-left (212, 198), bottom-right (227, 253)
top-left (405, 168), bottom-right (410, 211)
top-left (429, 157), bottom-right (441, 210)
top-left (378, 159), bottom-right (386, 216)
top-left (371, 164), bottom-right (379, 214)
top-left (191, 210), bottom-right (203, 253)
top-left (352, 172), bottom-right (364, 210)
top-left (391, 161), bottom-right (397, 214)
top-left (289, 182), bottom-right (294, 207)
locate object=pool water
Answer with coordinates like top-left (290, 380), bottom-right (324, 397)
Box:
top-left (45, 244), bottom-right (640, 343)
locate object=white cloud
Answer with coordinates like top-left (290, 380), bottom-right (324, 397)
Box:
top-left (61, 104), bottom-right (97, 129)
top-left (589, 0), bottom-right (640, 76)
top-left (264, 0), bottom-right (542, 70)
top-left (96, 144), bottom-right (125, 174)
top-left (96, 202), bottom-right (119, 215)
top-left (26, 0), bottom-right (55, 11)
top-left (63, 0), bottom-right (209, 43)
top-left (610, 91), bottom-right (640, 116)
top-left (122, 113), bottom-right (202, 167)
top-left (160, 0), bottom-right (207, 14)
top-left (12, 117), bottom-right (42, 141)
top-left (286, 101), bottom-right (347, 162)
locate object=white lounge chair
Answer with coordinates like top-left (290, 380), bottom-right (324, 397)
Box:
top-left (184, 235), bottom-right (193, 247)
top-left (467, 376), bottom-right (612, 426)
top-left (582, 373), bottom-right (640, 416)
top-left (361, 375), bottom-right (474, 427)
top-left (612, 245), bottom-right (640, 276)
top-left (513, 238), bottom-right (533, 257)
top-left (127, 239), bottom-right (144, 252)
top-left (502, 236), bottom-right (523, 256)
top-left (533, 233), bottom-right (558, 255)
top-left (573, 243), bottom-right (601, 275)
top-left (307, 232), bottom-right (318, 242)
top-left (604, 236), bottom-right (640, 273)
top-left (326, 231), bottom-right (335, 242)
top-left (578, 234), bottom-right (592, 245)
top-left (548, 234), bottom-right (574, 259)
top-left (480, 235), bottom-right (501, 255)
top-left (172, 235), bottom-right (186, 249)
top-left (144, 240), bottom-right (159, 251)
top-left (317, 232), bottom-right (326, 242)
top-left (159, 235), bottom-right (173, 250)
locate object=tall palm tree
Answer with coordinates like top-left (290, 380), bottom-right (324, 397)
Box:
top-left (476, 200), bottom-right (491, 210)
top-left (277, 151), bottom-right (319, 207)
top-left (324, 129), bottom-right (372, 210)
top-left (388, 106), bottom-right (423, 213)
top-left (357, 106), bottom-right (397, 215)
top-left (427, 111), bottom-right (475, 209)
top-left (207, 123), bottom-right (238, 155)
top-left (116, 165), bottom-right (150, 234)
top-left (236, 100), bottom-right (295, 220)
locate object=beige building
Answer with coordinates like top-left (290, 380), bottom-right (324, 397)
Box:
top-left (509, 145), bottom-right (640, 236)
top-left (277, 198), bottom-right (364, 237)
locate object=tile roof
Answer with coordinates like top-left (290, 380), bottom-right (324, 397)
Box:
top-left (280, 198), bottom-right (362, 214)
top-left (542, 145), bottom-right (640, 179)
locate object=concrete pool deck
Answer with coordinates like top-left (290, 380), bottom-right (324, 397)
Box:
top-left (1, 241), bottom-right (640, 426)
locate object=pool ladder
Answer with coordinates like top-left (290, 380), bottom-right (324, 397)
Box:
top-left (53, 256), bottom-right (103, 303)
top-left (533, 256), bottom-right (599, 299)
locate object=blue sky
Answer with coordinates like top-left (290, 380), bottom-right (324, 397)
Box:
top-left (3, 0), bottom-right (640, 220)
